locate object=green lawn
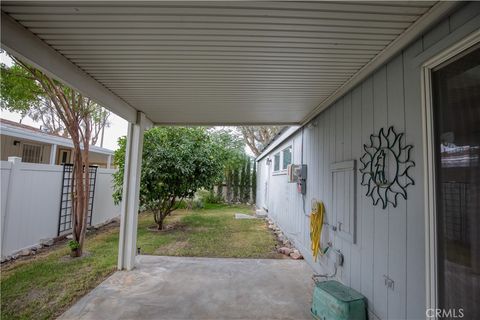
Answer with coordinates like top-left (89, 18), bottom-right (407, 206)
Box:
top-left (1, 204), bottom-right (280, 320)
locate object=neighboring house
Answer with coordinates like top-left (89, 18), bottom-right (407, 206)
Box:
top-left (0, 118), bottom-right (114, 168)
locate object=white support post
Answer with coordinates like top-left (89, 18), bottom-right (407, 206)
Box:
top-left (50, 144), bottom-right (57, 165)
top-left (107, 154), bottom-right (112, 169)
top-left (117, 112), bottom-right (147, 271)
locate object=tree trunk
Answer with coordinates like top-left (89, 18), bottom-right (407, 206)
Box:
top-left (216, 182), bottom-right (223, 199)
top-left (71, 247), bottom-right (82, 257)
top-left (233, 168), bottom-right (239, 202)
top-left (226, 169), bottom-right (232, 203)
top-left (154, 209), bottom-right (166, 230)
top-left (70, 134), bottom-right (90, 258)
top-left (157, 217), bottom-right (164, 230)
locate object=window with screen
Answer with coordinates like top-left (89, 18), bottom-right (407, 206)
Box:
top-left (22, 144), bottom-right (43, 163)
top-left (282, 147), bottom-right (292, 170)
top-left (273, 153), bottom-right (280, 172)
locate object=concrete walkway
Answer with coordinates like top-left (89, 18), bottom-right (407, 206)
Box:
top-left (59, 255), bottom-right (314, 320)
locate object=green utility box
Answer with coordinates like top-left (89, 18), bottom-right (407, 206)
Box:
top-left (311, 280), bottom-right (366, 320)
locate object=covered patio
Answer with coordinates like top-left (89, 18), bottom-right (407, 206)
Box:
top-left (0, 0), bottom-right (455, 270)
top-left (1, 2), bottom-right (470, 319)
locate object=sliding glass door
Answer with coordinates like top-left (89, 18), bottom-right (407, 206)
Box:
top-left (432, 44), bottom-right (479, 318)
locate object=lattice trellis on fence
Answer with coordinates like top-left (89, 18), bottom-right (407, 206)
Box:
top-left (57, 164), bottom-right (98, 236)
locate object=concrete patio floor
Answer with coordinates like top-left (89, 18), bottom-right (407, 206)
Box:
top-left (59, 255), bottom-right (314, 320)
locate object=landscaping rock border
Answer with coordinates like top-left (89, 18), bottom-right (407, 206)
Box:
top-left (266, 217), bottom-right (303, 260)
top-left (1, 217), bottom-right (120, 264)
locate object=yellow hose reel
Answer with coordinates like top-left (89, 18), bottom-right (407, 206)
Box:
top-left (310, 201), bottom-right (327, 262)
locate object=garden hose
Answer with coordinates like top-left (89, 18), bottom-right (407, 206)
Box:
top-left (310, 201), bottom-right (326, 262)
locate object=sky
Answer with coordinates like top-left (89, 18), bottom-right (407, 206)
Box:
top-left (1, 51), bottom-right (129, 151)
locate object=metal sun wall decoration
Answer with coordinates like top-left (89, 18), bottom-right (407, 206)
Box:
top-left (359, 126), bottom-right (415, 209)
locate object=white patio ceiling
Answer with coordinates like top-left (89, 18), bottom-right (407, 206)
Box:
top-left (1, 1), bottom-right (454, 125)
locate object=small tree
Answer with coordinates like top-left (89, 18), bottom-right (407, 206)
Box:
top-left (209, 128), bottom-right (245, 203)
top-left (244, 158), bottom-right (251, 203)
top-left (232, 167), bottom-right (240, 202)
top-left (1, 56), bottom-right (110, 257)
top-left (239, 126), bottom-right (283, 156)
top-left (239, 159), bottom-right (246, 202)
top-left (113, 127), bottom-right (223, 230)
top-left (252, 161), bottom-right (257, 204)
top-left (1, 60), bottom-right (110, 146)
top-left (226, 168), bottom-right (234, 202)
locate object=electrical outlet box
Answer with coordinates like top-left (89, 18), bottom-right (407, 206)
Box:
top-left (297, 179), bottom-right (307, 195)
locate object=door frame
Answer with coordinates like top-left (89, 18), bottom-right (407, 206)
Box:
top-left (421, 29), bottom-right (480, 316)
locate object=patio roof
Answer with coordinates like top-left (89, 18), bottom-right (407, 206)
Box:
top-left (1, 1), bottom-right (458, 125)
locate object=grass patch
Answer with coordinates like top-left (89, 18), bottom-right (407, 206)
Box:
top-left (1, 204), bottom-right (280, 319)
top-left (138, 204), bottom-right (281, 258)
top-left (1, 225), bottom-right (119, 320)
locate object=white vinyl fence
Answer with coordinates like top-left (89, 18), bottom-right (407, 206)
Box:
top-left (0, 157), bottom-right (120, 258)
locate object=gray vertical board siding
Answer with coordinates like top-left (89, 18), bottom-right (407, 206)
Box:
top-left (372, 66), bottom-right (389, 319)
top-left (329, 105), bottom-right (336, 240)
top-left (386, 54), bottom-right (408, 320)
top-left (450, 1), bottom-right (480, 32)
top-left (403, 36), bottom-right (427, 320)
top-left (255, 4), bottom-right (480, 319)
top-left (334, 99), bottom-right (344, 281)
top-left (350, 85), bottom-right (363, 293)
top-left (360, 76), bottom-right (375, 306)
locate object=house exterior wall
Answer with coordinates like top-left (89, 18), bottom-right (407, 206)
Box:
top-left (1, 135), bottom-right (52, 163)
top-left (256, 3), bottom-right (480, 320)
top-left (88, 151), bottom-right (111, 168)
top-left (1, 134), bottom-right (112, 167)
top-left (54, 147), bottom-right (111, 168)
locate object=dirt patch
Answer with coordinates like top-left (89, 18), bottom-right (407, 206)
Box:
top-left (147, 222), bottom-right (186, 233)
top-left (154, 240), bottom-right (190, 255)
top-left (185, 226), bottom-right (210, 232)
top-left (6, 287), bottom-right (45, 313)
top-left (59, 251), bottom-right (92, 262)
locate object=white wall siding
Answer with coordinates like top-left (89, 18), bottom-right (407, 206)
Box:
top-left (0, 159), bottom-right (120, 257)
top-left (256, 4), bottom-right (480, 319)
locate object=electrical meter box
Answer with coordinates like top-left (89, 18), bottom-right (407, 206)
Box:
top-left (311, 280), bottom-right (366, 320)
top-left (287, 164), bottom-right (307, 183)
top-left (287, 164), bottom-right (307, 194)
